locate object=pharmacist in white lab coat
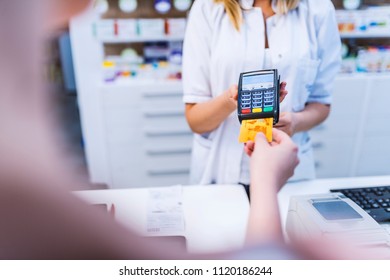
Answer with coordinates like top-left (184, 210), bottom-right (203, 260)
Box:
top-left (182, 0), bottom-right (341, 185)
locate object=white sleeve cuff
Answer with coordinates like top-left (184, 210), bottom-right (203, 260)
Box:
top-left (306, 95), bottom-right (332, 105)
top-left (183, 94), bottom-right (212, 104)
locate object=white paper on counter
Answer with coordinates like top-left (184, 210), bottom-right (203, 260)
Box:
top-left (146, 185), bottom-right (185, 236)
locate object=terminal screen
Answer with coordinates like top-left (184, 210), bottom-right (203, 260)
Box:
top-left (242, 73), bottom-right (274, 90)
top-left (312, 201), bottom-right (363, 221)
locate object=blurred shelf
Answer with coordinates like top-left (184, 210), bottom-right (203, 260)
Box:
top-left (100, 78), bottom-right (182, 87)
top-left (340, 32), bottom-right (390, 39)
top-left (100, 35), bottom-right (185, 43)
top-left (337, 72), bottom-right (390, 80)
top-left (101, 74), bottom-right (390, 86)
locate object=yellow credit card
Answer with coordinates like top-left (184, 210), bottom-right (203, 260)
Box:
top-left (238, 118), bottom-right (273, 143)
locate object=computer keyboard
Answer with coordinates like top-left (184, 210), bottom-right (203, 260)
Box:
top-left (330, 186), bottom-right (390, 223)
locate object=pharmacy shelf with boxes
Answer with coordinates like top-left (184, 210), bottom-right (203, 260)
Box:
top-left (335, 3), bottom-right (390, 75)
top-left (93, 0), bottom-right (192, 84)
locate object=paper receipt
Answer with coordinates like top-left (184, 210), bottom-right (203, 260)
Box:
top-left (146, 185), bottom-right (185, 236)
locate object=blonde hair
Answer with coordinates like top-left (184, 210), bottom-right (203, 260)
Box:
top-left (214, 0), bottom-right (300, 30)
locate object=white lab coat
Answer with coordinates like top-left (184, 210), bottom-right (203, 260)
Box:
top-left (182, 0), bottom-right (341, 184)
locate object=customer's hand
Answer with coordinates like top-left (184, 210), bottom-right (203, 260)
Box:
top-left (274, 112), bottom-right (297, 136)
top-left (245, 128), bottom-right (299, 190)
top-left (245, 129), bottom-right (299, 245)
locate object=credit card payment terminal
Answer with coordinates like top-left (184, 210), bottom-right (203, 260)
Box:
top-left (237, 69), bottom-right (280, 143)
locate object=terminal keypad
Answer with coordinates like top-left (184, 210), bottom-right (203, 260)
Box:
top-left (240, 88), bottom-right (275, 115)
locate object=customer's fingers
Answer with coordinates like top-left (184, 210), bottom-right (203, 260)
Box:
top-left (272, 128), bottom-right (292, 145)
top-left (244, 141), bottom-right (255, 156)
top-left (254, 132), bottom-right (269, 150)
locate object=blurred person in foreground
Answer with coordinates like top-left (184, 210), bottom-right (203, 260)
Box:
top-left (0, 0), bottom-right (381, 259)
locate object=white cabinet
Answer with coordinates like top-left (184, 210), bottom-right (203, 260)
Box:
top-left (100, 80), bottom-right (193, 188)
top-left (311, 74), bottom-right (390, 178)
